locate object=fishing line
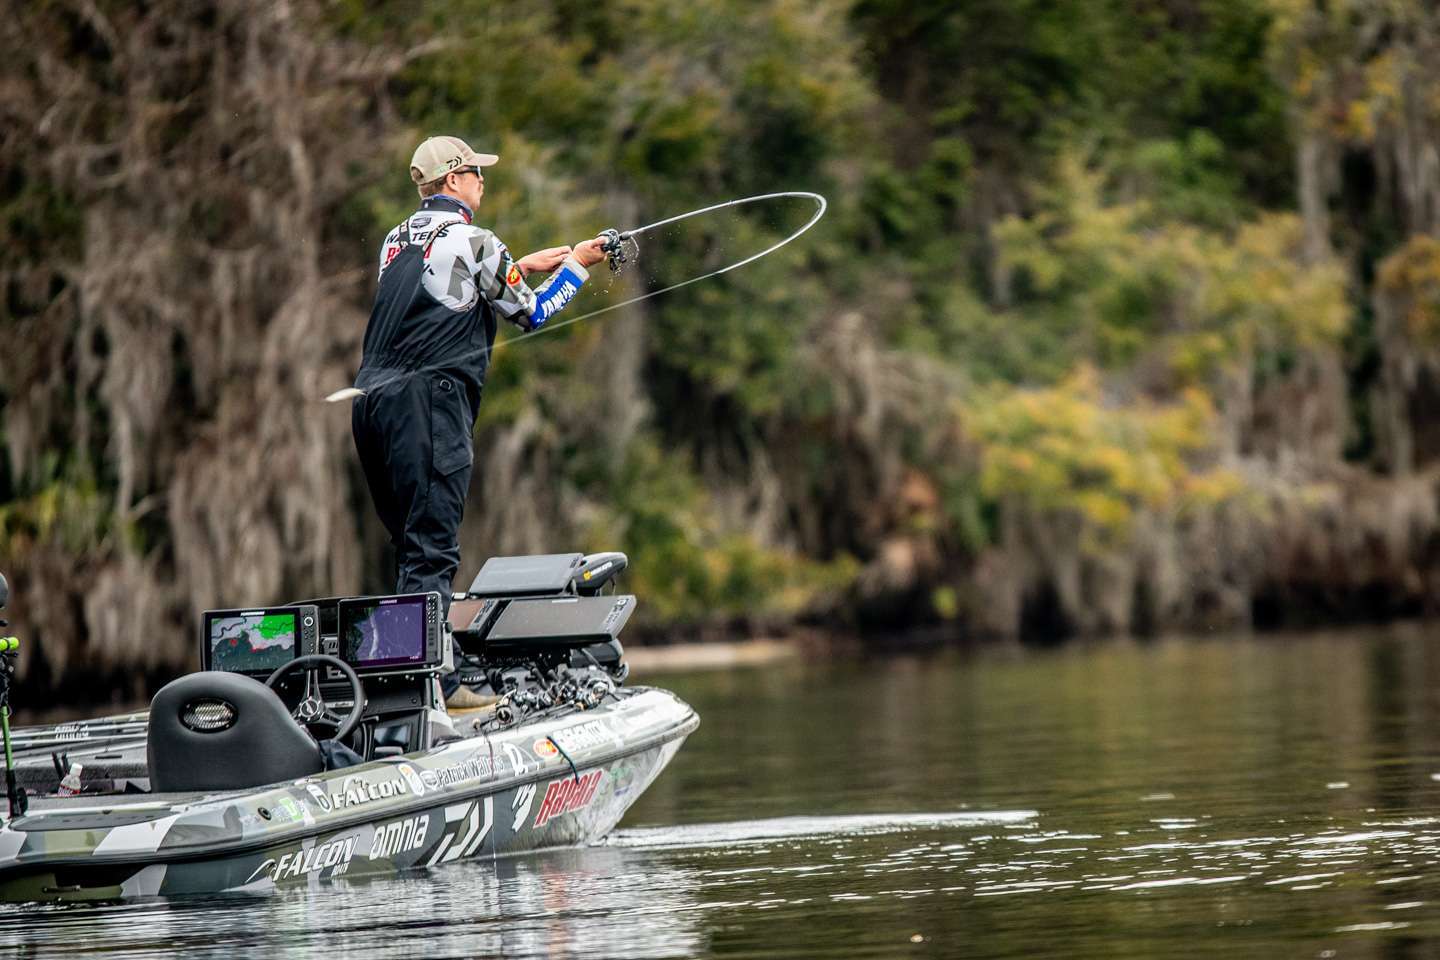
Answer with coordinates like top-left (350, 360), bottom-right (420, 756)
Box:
top-left (324, 191), bottom-right (827, 403)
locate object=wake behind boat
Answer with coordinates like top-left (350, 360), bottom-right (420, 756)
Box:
top-left (0, 552), bottom-right (698, 903)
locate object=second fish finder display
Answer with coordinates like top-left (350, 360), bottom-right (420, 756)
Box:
top-left (339, 597), bottom-right (426, 669)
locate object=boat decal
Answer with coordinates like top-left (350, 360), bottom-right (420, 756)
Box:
top-left (533, 770), bottom-right (605, 828)
top-left (442, 802), bottom-right (481, 863)
top-left (501, 741), bottom-right (534, 776)
top-left (246, 835), bottom-right (356, 883)
top-left (119, 864), bottom-right (167, 898)
top-left (549, 719), bottom-right (624, 752)
top-left (442, 797), bottom-right (493, 862)
top-left (94, 814), bottom-right (183, 855)
top-left (397, 763), bottom-right (427, 797)
top-left (533, 738), bottom-right (559, 759)
top-left (369, 814), bottom-right (430, 860)
top-left (304, 773), bottom-right (411, 813)
top-left (462, 798), bottom-right (494, 858)
top-left (263, 796), bottom-right (306, 826)
top-left (511, 782), bottom-right (537, 832)
top-left (418, 753), bottom-right (498, 792)
top-left (423, 801), bottom-right (472, 865)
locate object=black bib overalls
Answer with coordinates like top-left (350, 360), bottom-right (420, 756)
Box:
top-left (351, 199), bottom-right (496, 614)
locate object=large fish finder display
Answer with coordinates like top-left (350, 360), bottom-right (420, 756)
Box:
top-left (201, 606), bottom-right (318, 674)
top-left (337, 593), bottom-right (442, 673)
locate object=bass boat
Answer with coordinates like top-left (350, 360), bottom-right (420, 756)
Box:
top-left (0, 551), bottom-right (698, 902)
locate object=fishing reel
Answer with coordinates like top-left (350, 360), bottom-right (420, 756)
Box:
top-left (597, 228), bottom-right (639, 274)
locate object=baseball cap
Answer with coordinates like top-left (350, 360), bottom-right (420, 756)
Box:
top-left (409, 136), bottom-right (500, 184)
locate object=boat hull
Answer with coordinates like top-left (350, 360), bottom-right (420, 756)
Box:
top-left (0, 688), bottom-right (696, 902)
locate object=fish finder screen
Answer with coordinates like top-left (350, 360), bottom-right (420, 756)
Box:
top-left (340, 596), bottom-right (427, 669)
top-left (207, 611), bottom-right (297, 673)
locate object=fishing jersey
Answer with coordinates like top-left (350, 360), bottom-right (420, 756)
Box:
top-left (355, 194), bottom-right (589, 400)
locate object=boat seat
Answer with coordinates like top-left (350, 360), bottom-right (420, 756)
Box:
top-left (147, 671), bottom-right (324, 792)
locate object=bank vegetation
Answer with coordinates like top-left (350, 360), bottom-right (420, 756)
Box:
top-left (4, 0), bottom-right (1440, 702)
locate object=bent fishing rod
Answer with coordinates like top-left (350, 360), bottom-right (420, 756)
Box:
top-left (324, 190), bottom-right (827, 404)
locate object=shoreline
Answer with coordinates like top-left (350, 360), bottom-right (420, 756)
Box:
top-left (623, 638), bottom-right (801, 674)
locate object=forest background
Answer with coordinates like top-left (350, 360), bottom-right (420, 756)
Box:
top-left (4, 0), bottom-right (1440, 706)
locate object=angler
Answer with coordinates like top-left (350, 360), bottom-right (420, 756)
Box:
top-left (350, 136), bottom-right (607, 704)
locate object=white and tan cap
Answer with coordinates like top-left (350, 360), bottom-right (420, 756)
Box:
top-left (409, 136), bottom-right (499, 184)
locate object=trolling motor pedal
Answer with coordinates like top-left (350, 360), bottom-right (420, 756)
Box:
top-left (598, 228), bottom-right (638, 274)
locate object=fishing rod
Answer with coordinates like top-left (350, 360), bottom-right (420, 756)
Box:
top-left (324, 190), bottom-right (828, 403)
top-left (5, 712), bottom-right (150, 746)
top-left (9, 733), bottom-right (149, 758)
top-left (6, 725), bottom-right (149, 750)
top-left (7, 721), bottom-right (150, 749)
top-left (0, 572), bottom-right (27, 818)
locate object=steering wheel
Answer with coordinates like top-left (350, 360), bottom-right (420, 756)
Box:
top-left (264, 655), bottom-right (365, 742)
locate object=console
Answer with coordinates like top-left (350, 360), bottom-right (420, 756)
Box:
top-left (200, 605), bottom-right (319, 676)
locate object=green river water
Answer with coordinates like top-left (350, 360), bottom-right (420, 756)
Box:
top-left (7, 626), bottom-right (1440, 958)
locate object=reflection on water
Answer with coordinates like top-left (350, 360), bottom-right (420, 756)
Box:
top-left (10, 626), bottom-right (1440, 957)
top-left (606, 811), bottom-right (1037, 850)
top-left (0, 850), bottom-right (707, 960)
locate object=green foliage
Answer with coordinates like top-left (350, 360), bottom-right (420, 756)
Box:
top-left (993, 155), bottom-right (1349, 383)
top-left (966, 368), bottom-right (1242, 552)
top-left (0, 461), bottom-right (112, 557)
top-left (586, 440), bottom-right (858, 625)
top-left (8, 0), bottom-right (1423, 647)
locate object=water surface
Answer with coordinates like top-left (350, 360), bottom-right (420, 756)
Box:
top-left (7, 627), bottom-right (1440, 958)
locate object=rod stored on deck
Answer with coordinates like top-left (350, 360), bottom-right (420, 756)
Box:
top-left (0, 572), bottom-right (26, 818)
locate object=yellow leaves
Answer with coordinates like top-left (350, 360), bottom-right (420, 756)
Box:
top-left (1377, 235), bottom-right (1440, 346)
top-left (1181, 468), bottom-right (1245, 506)
top-left (1266, 0), bottom-right (1436, 144)
top-left (1231, 215), bottom-right (1349, 344)
top-left (968, 368), bottom-right (1233, 552)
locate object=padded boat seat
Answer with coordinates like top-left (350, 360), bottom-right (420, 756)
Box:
top-left (147, 671), bottom-right (323, 792)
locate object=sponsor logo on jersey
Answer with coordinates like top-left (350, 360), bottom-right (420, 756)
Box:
top-left (533, 770), bottom-right (605, 829)
top-left (536, 280), bottom-right (579, 321)
top-left (506, 264), bottom-right (523, 286)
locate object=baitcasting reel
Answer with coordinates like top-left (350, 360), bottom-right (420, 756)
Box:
top-left (597, 228), bottom-right (639, 274)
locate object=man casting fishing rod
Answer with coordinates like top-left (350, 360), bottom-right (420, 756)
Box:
top-left (351, 136), bottom-right (607, 706)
